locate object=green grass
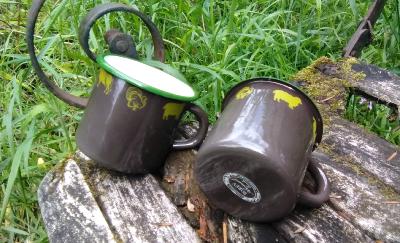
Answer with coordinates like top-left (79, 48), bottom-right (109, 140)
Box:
top-left (0, 0), bottom-right (399, 241)
top-left (346, 94), bottom-right (400, 145)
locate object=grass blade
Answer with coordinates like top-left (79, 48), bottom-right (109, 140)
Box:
top-left (0, 120), bottom-right (36, 224)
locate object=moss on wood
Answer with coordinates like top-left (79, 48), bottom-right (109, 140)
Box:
top-left (291, 57), bottom-right (366, 127)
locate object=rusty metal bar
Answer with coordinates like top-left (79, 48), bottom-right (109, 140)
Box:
top-left (343, 0), bottom-right (386, 58)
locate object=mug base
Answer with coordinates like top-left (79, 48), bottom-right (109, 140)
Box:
top-left (195, 147), bottom-right (297, 222)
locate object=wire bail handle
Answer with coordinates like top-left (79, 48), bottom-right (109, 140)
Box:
top-left (27, 1), bottom-right (165, 108)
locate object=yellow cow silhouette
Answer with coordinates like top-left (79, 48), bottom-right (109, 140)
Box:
top-left (98, 69), bottom-right (113, 95)
top-left (163, 103), bottom-right (185, 120)
top-left (236, 86), bottom-right (254, 100)
top-left (273, 90), bottom-right (302, 109)
top-left (125, 87), bottom-right (147, 111)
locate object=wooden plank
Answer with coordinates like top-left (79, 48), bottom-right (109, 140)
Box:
top-left (350, 63), bottom-right (400, 108)
top-left (38, 159), bottom-right (116, 243)
top-left (288, 58), bottom-right (400, 242)
top-left (38, 151), bottom-right (200, 243)
top-left (227, 217), bottom-right (288, 243)
top-left (75, 151), bottom-right (201, 243)
top-left (313, 151), bottom-right (400, 242)
top-left (272, 205), bottom-right (373, 243)
top-left (312, 60), bottom-right (400, 109)
top-left (323, 117), bottom-right (400, 193)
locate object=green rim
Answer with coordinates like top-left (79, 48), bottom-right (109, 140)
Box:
top-left (96, 54), bottom-right (199, 102)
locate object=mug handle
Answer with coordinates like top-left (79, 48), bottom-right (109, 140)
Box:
top-left (298, 159), bottom-right (330, 207)
top-left (173, 104), bottom-right (209, 150)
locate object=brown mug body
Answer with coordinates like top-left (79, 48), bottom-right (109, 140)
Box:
top-left (77, 69), bottom-right (208, 174)
top-left (195, 78), bottom-right (329, 222)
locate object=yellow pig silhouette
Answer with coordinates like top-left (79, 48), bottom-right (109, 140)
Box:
top-left (236, 86), bottom-right (254, 100)
top-left (163, 103), bottom-right (185, 120)
top-left (273, 90), bottom-right (302, 109)
top-left (98, 69), bottom-right (113, 95)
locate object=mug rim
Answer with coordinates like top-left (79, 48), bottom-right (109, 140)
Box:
top-left (222, 77), bottom-right (323, 148)
top-left (96, 53), bottom-right (199, 102)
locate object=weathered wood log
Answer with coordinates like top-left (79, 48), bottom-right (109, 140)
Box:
top-left (315, 61), bottom-right (400, 109)
top-left (272, 205), bottom-right (373, 243)
top-left (293, 57), bottom-right (400, 119)
top-left (227, 216), bottom-right (287, 243)
top-left (350, 63), bottom-right (400, 110)
top-left (38, 151), bottom-right (200, 243)
top-left (38, 159), bottom-right (116, 243)
top-left (323, 117), bottom-right (400, 193)
top-left (314, 151), bottom-right (400, 242)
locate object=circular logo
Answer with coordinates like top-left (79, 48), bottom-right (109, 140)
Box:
top-left (223, 173), bottom-right (261, 203)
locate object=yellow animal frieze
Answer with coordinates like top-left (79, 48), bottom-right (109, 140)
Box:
top-left (98, 69), bottom-right (113, 95)
top-left (125, 87), bottom-right (147, 111)
top-left (236, 86), bottom-right (254, 100)
top-left (273, 90), bottom-right (302, 109)
top-left (163, 103), bottom-right (185, 120)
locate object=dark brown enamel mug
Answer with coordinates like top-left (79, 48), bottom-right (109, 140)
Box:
top-left (76, 65), bottom-right (208, 174)
top-left (27, 2), bottom-right (208, 174)
top-left (195, 78), bottom-right (330, 222)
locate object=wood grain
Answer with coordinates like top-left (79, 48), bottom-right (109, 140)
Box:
top-left (38, 159), bottom-right (116, 243)
top-left (324, 118), bottom-right (400, 193)
top-left (351, 63), bottom-right (400, 109)
top-left (38, 152), bottom-right (200, 243)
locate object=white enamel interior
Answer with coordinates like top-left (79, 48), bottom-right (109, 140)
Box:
top-left (104, 55), bottom-right (195, 98)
